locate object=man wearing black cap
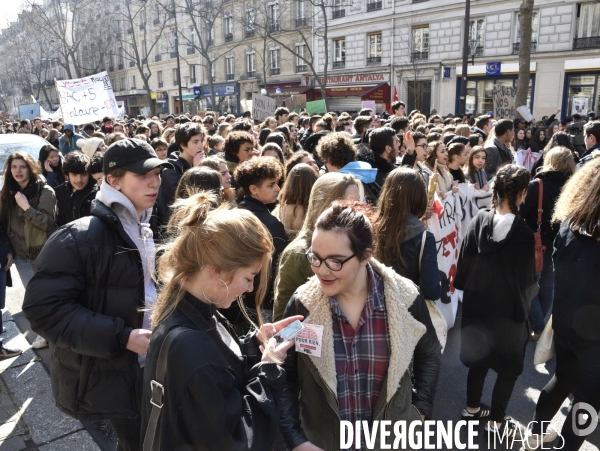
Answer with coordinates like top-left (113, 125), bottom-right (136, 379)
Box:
top-left (23, 139), bottom-right (173, 451)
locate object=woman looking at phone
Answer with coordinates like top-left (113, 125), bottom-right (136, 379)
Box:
top-left (141, 192), bottom-right (302, 450)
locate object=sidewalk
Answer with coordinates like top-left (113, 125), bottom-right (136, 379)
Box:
top-left (0, 310), bottom-right (100, 451)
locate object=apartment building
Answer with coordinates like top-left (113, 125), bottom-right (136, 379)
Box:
top-left (310, 0), bottom-right (600, 118)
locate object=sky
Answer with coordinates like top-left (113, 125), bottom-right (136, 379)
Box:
top-left (1, 0), bottom-right (42, 31)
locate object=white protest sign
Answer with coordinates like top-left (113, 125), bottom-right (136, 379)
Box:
top-left (251, 93), bottom-right (277, 121)
top-left (493, 85), bottom-right (516, 119)
top-left (56, 71), bottom-right (120, 125)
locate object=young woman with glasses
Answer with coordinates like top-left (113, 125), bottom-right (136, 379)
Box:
top-left (279, 201), bottom-right (440, 451)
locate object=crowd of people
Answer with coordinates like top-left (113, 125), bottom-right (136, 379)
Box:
top-left (0, 102), bottom-right (597, 450)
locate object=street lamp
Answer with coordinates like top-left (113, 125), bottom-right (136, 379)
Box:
top-left (459, 0), bottom-right (471, 115)
top-left (468, 39), bottom-right (479, 65)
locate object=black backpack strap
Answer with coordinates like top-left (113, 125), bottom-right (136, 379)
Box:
top-left (143, 327), bottom-right (192, 451)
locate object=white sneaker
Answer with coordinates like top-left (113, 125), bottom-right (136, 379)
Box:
top-left (523, 425), bottom-right (559, 450)
top-left (31, 336), bottom-right (48, 349)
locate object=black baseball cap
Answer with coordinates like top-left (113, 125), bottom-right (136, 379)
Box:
top-left (104, 138), bottom-right (174, 174)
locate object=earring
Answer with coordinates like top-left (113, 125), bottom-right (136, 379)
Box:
top-left (201, 278), bottom-right (230, 305)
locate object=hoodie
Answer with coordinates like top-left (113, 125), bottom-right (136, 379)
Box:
top-left (96, 182), bottom-right (156, 366)
top-left (58, 124), bottom-right (85, 156)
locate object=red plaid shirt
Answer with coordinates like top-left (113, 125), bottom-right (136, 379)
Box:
top-left (329, 264), bottom-right (390, 424)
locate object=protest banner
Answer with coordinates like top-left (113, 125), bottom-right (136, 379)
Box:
top-left (251, 93), bottom-right (277, 121)
top-left (493, 85), bottom-right (517, 119)
top-left (306, 99), bottom-right (327, 115)
top-left (55, 71), bottom-right (120, 125)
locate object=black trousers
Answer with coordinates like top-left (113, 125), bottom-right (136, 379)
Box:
top-left (531, 330), bottom-right (600, 450)
top-left (110, 418), bottom-right (142, 451)
top-left (466, 366), bottom-right (518, 422)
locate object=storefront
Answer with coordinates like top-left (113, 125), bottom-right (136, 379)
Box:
top-left (455, 63), bottom-right (535, 115)
top-left (152, 91), bottom-right (168, 115)
top-left (265, 82), bottom-right (312, 108)
top-left (115, 90), bottom-right (149, 117)
top-left (310, 72), bottom-right (391, 113)
top-left (562, 59), bottom-right (600, 117)
top-left (198, 82), bottom-right (239, 115)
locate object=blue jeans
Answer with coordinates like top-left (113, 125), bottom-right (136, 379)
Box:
top-left (528, 241), bottom-right (554, 334)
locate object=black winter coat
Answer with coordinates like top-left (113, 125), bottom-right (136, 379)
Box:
top-left (160, 151), bottom-right (190, 208)
top-left (455, 209), bottom-right (538, 376)
top-left (22, 200), bottom-right (146, 420)
top-left (519, 171), bottom-right (570, 247)
top-left (552, 220), bottom-right (600, 342)
top-left (141, 292), bottom-right (285, 451)
top-left (54, 178), bottom-right (98, 227)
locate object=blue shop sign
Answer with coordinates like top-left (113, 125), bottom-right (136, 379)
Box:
top-left (200, 84), bottom-right (237, 97)
top-left (443, 67), bottom-right (451, 79)
top-left (486, 62), bottom-right (501, 76)
top-left (193, 86), bottom-right (201, 95)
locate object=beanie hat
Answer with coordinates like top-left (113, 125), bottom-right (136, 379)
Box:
top-left (77, 137), bottom-right (104, 158)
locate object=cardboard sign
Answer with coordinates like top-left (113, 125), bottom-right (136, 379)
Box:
top-left (306, 99), bottom-right (326, 115)
top-left (251, 93), bottom-right (277, 121)
top-left (56, 71), bottom-right (120, 125)
top-left (295, 323), bottom-right (324, 357)
top-left (493, 85), bottom-right (516, 119)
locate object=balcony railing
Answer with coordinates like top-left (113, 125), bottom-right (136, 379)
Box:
top-left (474, 45), bottom-right (484, 56)
top-left (153, 18), bottom-right (159, 25)
top-left (512, 41), bottom-right (537, 54)
top-left (174, 79), bottom-right (179, 86)
top-left (225, 33), bottom-right (233, 42)
top-left (295, 18), bottom-right (307, 27)
top-left (118, 63), bottom-right (124, 70)
top-left (44, 80), bottom-right (53, 87)
top-left (366, 56), bottom-right (381, 65)
top-left (139, 24), bottom-right (145, 30)
top-left (333, 60), bottom-right (345, 69)
top-left (270, 22), bottom-right (280, 32)
top-left (367, 1), bottom-right (382, 11)
top-left (208, 39), bottom-right (214, 46)
top-left (270, 67), bottom-right (280, 75)
top-left (247, 71), bottom-right (255, 77)
top-left (412, 0), bottom-right (428, 3)
top-left (227, 74), bottom-right (235, 80)
top-left (411, 51), bottom-right (429, 61)
top-left (187, 47), bottom-right (195, 55)
top-left (155, 54), bottom-right (162, 62)
top-left (158, 81), bottom-right (163, 88)
top-left (127, 28), bottom-right (133, 34)
top-left (296, 64), bottom-right (307, 73)
top-left (142, 58), bottom-right (147, 64)
top-left (190, 78), bottom-right (196, 84)
top-left (170, 51), bottom-right (177, 58)
top-left (245, 30), bottom-right (255, 38)
top-left (332, 9), bottom-right (345, 18)
top-left (129, 61), bottom-right (135, 67)
top-left (573, 36), bottom-right (600, 50)
top-left (109, 65), bottom-right (114, 71)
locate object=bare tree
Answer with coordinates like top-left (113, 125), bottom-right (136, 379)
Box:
top-left (112, 0), bottom-right (170, 115)
top-left (516, 0), bottom-right (534, 110)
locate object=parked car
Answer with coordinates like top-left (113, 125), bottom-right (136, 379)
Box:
top-left (0, 134), bottom-right (49, 188)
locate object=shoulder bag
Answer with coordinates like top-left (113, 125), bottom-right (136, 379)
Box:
top-left (143, 327), bottom-right (192, 451)
top-left (418, 231), bottom-right (448, 352)
top-left (534, 179), bottom-right (546, 273)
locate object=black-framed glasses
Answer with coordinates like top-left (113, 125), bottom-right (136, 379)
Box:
top-left (416, 143), bottom-right (428, 149)
top-left (305, 248), bottom-right (356, 271)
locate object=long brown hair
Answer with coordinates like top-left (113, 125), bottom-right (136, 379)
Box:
top-left (1, 152), bottom-right (42, 223)
top-left (279, 163), bottom-right (318, 217)
top-left (425, 141), bottom-right (443, 171)
top-left (467, 146), bottom-right (486, 182)
top-left (153, 192), bottom-right (273, 328)
top-left (374, 167), bottom-right (427, 267)
top-left (553, 154), bottom-right (600, 238)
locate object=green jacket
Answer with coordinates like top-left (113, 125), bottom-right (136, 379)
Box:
top-left (1, 180), bottom-right (57, 260)
top-left (281, 259), bottom-right (439, 450)
top-left (272, 230), bottom-right (313, 321)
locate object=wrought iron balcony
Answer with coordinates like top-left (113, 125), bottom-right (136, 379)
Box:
top-left (129, 61), bottom-right (135, 67)
top-left (269, 22), bottom-right (280, 32)
top-left (573, 36), bottom-right (600, 50)
top-left (225, 33), bottom-right (233, 42)
top-left (245, 30), bottom-right (255, 38)
top-left (296, 64), bottom-right (307, 73)
top-left (295, 18), bottom-right (307, 27)
top-left (411, 51), bottom-right (429, 61)
top-left (512, 41), bottom-right (537, 54)
top-left (109, 66), bottom-right (114, 72)
top-left (227, 74), bottom-right (235, 80)
top-left (155, 54), bottom-right (162, 62)
top-left (170, 51), bottom-right (177, 58)
top-left (270, 67), bottom-right (280, 75)
top-left (208, 39), bottom-right (214, 46)
top-left (367, 1), bottom-right (382, 11)
top-left (332, 60), bottom-right (345, 69)
top-left (187, 47), bottom-right (195, 55)
top-left (332, 9), bottom-right (345, 18)
top-left (153, 18), bottom-right (159, 25)
top-left (412, 0), bottom-right (428, 3)
top-left (247, 71), bottom-right (255, 77)
top-left (366, 56), bottom-right (381, 65)
top-left (118, 63), bottom-right (124, 70)
top-left (158, 82), bottom-right (163, 88)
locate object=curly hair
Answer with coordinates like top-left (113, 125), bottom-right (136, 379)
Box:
top-left (491, 164), bottom-right (531, 216)
top-left (224, 131), bottom-right (254, 157)
top-left (553, 154), bottom-right (600, 238)
top-left (317, 132), bottom-right (357, 170)
top-left (62, 151), bottom-right (90, 176)
top-left (234, 156), bottom-right (283, 193)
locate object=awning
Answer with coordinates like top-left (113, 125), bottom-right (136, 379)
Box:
top-left (311, 82), bottom-right (389, 100)
top-left (182, 93), bottom-right (197, 100)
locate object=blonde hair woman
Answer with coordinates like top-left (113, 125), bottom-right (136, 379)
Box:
top-left (142, 192), bottom-right (302, 450)
top-left (273, 172), bottom-right (361, 321)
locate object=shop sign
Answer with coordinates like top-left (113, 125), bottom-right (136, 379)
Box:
top-left (318, 72), bottom-right (388, 86)
top-left (443, 67), bottom-right (451, 79)
top-left (201, 84), bottom-right (238, 97)
top-left (486, 62), bottom-right (501, 76)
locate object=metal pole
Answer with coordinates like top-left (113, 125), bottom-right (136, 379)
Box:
top-left (459, 0), bottom-right (471, 115)
top-left (172, 0), bottom-right (183, 114)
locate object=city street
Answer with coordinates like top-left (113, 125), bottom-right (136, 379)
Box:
top-left (3, 270), bottom-right (599, 450)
